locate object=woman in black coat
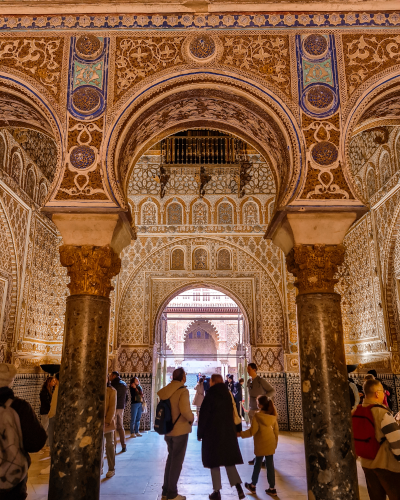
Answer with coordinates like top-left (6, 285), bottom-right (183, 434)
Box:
top-left (197, 374), bottom-right (245, 500)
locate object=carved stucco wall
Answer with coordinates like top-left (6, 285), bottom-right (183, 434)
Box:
top-left (115, 235), bottom-right (286, 373)
top-left (0, 128), bottom-right (67, 369)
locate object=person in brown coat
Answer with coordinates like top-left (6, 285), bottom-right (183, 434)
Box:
top-left (102, 380), bottom-right (117, 478)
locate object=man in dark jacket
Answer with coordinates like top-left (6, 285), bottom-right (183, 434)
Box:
top-left (0, 363), bottom-right (47, 500)
top-left (197, 374), bottom-right (245, 500)
top-left (110, 371), bottom-right (128, 452)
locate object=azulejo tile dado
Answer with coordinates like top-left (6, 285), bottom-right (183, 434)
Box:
top-left (0, 12), bottom-right (400, 31)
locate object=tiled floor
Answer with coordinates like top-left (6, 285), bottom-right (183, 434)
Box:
top-left (27, 429), bottom-right (370, 500)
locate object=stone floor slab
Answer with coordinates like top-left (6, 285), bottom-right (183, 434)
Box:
top-left (27, 429), bottom-right (368, 499)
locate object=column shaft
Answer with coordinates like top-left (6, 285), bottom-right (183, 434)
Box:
top-left (48, 294), bottom-right (110, 500)
top-left (297, 293), bottom-right (359, 500)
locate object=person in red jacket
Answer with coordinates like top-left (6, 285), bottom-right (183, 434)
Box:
top-left (0, 363), bottom-right (47, 500)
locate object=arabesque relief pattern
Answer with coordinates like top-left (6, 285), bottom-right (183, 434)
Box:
top-left (116, 236), bottom-right (285, 372)
top-left (1, 19), bottom-right (400, 379)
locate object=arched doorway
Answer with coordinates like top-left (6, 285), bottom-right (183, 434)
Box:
top-left (160, 287), bottom-right (247, 382)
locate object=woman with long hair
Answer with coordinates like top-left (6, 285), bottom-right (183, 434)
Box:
top-left (130, 376), bottom-right (144, 437)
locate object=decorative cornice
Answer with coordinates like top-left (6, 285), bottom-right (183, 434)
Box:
top-left (59, 244), bottom-right (121, 297)
top-left (0, 12), bottom-right (399, 31)
top-left (286, 243), bottom-right (345, 294)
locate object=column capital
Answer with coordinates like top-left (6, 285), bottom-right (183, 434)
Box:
top-left (59, 244), bottom-right (121, 297)
top-left (286, 244), bottom-right (345, 294)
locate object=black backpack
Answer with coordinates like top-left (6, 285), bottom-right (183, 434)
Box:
top-left (154, 387), bottom-right (184, 435)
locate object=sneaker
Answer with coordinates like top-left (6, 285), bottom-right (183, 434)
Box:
top-left (209, 492), bottom-right (221, 500)
top-left (169, 496), bottom-right (186, 500)
top-left (136, 432), bottom-right (143, 436)
top-left (121, 446), bottom-right (127, 453)
top-left (248, 459), bottom-right (255, 465)
top-left (244, 483), bottom-right (256, 494)
top-left (236, 484), bottom-right (246, 500)
top-left (265, 488), bottom-right (277, 496)
top-left (106, 470), bottom-right (115, 478)
top-left (130, 434), bottom-right (137, 438)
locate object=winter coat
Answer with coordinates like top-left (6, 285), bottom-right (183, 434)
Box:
top-left (111, 376), bottom-right (128, 410)
top-left (0, 387), bottom-right (47, 466)
top-left (197, 382), bottom-right (243, 469)
top-left (241, 411), bottom-right (279, 457)
top-left (157, 380), bottom-right (194, 437)
top-left (193, 382), bottom-right (204, 407)
top-left (104, 386), bottom-right (117, 433)
top-left (39, 386), bottom-right (52, 415)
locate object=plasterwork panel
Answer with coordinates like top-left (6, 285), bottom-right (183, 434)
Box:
top-left (9, 128), bottom-right (58, 183)
top-left (0, 36), bottom-right (65, 103)
top-left (117, 236), bottom-right (285, 358)
top-left (128, 154), bottom-right (276, 198)
top-left (342, 34), bottom-right (400, 98)
top-left (22, 214), bottom-right (67, 344)
top-left (336, 212), bottom-right (387, 364)
top-left (374, 188), bottom-right (400, 281)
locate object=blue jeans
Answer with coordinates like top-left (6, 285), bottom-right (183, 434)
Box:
top-left (130, 402), bottom-right (143, 434)
top-left (251, 455), bottom-right (275, 488)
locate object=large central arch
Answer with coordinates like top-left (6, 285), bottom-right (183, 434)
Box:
top-left (105, 72), bottom-right (303, 209)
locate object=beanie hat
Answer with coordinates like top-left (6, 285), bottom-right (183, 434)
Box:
top-left (0, 363), bottom-right (17, 388)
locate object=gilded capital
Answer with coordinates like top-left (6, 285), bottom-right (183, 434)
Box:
top-left (59, 245), bottom-right (121, 298)
top-left (286, 244), bottom-right (345, 295)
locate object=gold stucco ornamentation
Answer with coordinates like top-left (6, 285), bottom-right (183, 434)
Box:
top-left (59, 244), bottom-right (121, 297)
top-left (286, 244), bottom-right (345, 294)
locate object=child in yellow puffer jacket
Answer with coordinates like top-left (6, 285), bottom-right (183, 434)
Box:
top-left (239, 395), bottom-right (279, 497)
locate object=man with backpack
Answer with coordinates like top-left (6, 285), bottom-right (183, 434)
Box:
top-left (352, 378), bottom-right (400, 499)
top-left (0, 363), bottom-right (47, 499)
top-left (157, 367), bottom-right (194, 500)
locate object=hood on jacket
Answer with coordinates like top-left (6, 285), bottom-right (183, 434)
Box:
top-left (158, 380), bottom-right (185, 400)
top-left (254, 411), bottom-right (277, 427)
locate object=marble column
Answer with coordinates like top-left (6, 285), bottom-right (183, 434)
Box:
top-left (48, 245), bottom-right (121, 500)
top-left (286, 244), bottom-right (359, 500)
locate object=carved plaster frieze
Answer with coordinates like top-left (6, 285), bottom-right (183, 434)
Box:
top-left (59, 244), bottom-right (121, 297)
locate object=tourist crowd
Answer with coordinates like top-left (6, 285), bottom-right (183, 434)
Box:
top-left (0, 361), bottom-right (399, 500)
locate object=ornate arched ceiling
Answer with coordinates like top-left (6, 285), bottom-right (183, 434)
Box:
top-left (0, 80), bottom-right (62, 184)
top-left (106, 76), bottom-right (302, 211)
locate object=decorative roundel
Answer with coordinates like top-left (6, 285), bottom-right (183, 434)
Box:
top-left (72, 87), bottom-right (101, 114)
top-left (189, 35), bottom-right (216, 60)
top-left (311, 142), bottom-right (338, 166)
top-left (303, 34), bottom-right (328, 57)
top-left (306, 85), bottom-right (335, 110)
top-left (76, 35), bottom-right (103, 60)
top-left (70, 146), bottom-right (96, 169)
